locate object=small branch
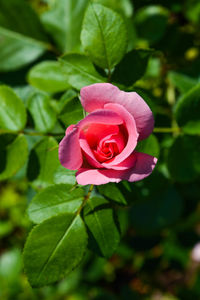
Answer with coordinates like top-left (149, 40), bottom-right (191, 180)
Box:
top-left (153, 127), bottom-right (181, 133)
top-left (0, 129), bottom-right (64, 137)
top-left (76, 184), bottom-right (94, 215)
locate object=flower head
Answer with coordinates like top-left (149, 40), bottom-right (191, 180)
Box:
top-left (59, 83), bottom-right (157, 185)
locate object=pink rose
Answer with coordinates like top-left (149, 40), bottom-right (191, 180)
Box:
top-left (59, 83), bottom-right (157, 185)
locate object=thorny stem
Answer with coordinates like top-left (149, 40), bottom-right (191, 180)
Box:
top-left (76, 184), bottom-right (94, 215)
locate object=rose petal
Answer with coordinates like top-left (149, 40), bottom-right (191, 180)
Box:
top-left (100, 131), bottom-right (125, 153)
top-left (79, 136), bottom-right (103, 168)
top-left (102, 152), bottom-right (137, 170)
top-left (65, 124), bottom-right (76, 135)
top-left (59, 127), bottom-right (82, 170)
top-left (103, 103), bottom-right (138, 166)
top-left (80, 83), bottom-right (154, 140)
top-left (59, 109), bottom-right (123, 170)
top-left (76, 168), bottom-right (122, 185)
top-left (122, 152), bottom-right (158, 182)
top-left (78, 108), bottom-right (123, 128)
top-left (76, 152), bottom-right (157, 185)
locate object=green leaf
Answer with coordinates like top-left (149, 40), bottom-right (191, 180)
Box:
top-left (27, 92), bottom-right (56, 133)
top-left (0, 135), bottom-right (28, 181)
top-left (28, 61), bottom-right (70, 93)
top-left (81, 3), bottom-right (127, 69)
top-left (98, 183), bottom-right (127, 205)
top-left (0, 0), bottom-right (49, 71)
top-left (60, 54), bottom-right (105, 90)
top-left (27, 137), bottom-right (60, 189)
top-left (134, 6), bottom-right (169, 44)
top-left (41, 0), bottom-right (89, 52)
top-left (0, 86), bottom-right (27, 132)
top-left (93, 0), bottom-right (133, 17)
top-left (175, 83), bottom-right (200, 134)
top-left (135, 134), bottom-right (160, 158)
top-left (167, 135), bottom-right (200, 182)
top-left (53, 165), bottom-right (76, 185)
top-left (0, 28), bottom-right (47, 72)
top-left (14, 85), bottom-right (36, 105)
top-left (84, 196), bottom-right (120, 258)
top-left (59, 94), bottom-right (83, 127)
top-left (28, 184), bottom-right (84, 224)
top-left (23, 213), bottom-right (87, 287)
top-left (112, 49), bottom-right (153, 86)
top-left (57, 89), bottom-right (77, 113)
top-left (130, 187), bottom-right (183, 234)
top-left (168, 71), bottom-right (198, 94)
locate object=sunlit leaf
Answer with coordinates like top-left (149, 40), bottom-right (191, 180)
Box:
top-left (28, 184), bottom-right (84, 223)
top-left (27, 92), bottom-right (56, 133)
top-left (23, 213), bottom-right (87, 287)
top-left (60, 53), bottom-right (105, 90)
top-left (0, 86), bottom-right (26, 131)
top-left (28, 61), bottom-right (70, 93)
top-left (81, 3), bottom-right (127, 69)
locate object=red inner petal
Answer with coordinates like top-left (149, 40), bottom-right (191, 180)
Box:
top-left (81, 123), bottom-right (127, 163)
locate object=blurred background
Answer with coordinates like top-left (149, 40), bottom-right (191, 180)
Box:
top-left (1, 0), bottom-right (200, 299)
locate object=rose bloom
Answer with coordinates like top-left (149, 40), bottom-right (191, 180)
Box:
top-left (59, 83), bottom-right (157, 185)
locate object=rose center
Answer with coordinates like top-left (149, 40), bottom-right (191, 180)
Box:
top-left (81, 123), bottom-right (127, 163)
top-left (94, 140), bottom-right (120, 162)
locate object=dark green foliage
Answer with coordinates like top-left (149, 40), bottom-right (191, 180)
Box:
top-left (112, 49), bottom-right (153, 86)
top-left (83, 195), bottom-right (121, 258)
top-left (167, 135), bottom-right (200, 182)
top-left (130, 187), bottom-right (183, 234)
top-left (175, 83), bottom-right (200, 134)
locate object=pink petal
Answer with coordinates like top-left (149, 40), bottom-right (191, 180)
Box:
top-left (65, 124), bottom-right (76, 135)
top-left (76, 152), bottom-right (157, 185)
top-left (103, 103), bottom-right (138, 166)
top-left (59, 109), bottom-right (123, 170)
top-left (79, 136), bottom-right (103, 169)
top-left (80, 83), bottom-right (154, 140)
top-left (76, 168), bottom-right (122, 185)
top-left (78, 108), bottom-right (123, 128)
top-left (102, 152), bottom-right (137, 170)
top-left (80, 83), bottom-right (119, 112)
top-left (59, 127), bottom-right (83, 170)
top-left (122, 152), bottom-right (157, 182)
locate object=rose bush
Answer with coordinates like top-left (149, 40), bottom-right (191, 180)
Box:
top-left (59, 83), bottom-right (157, 185)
